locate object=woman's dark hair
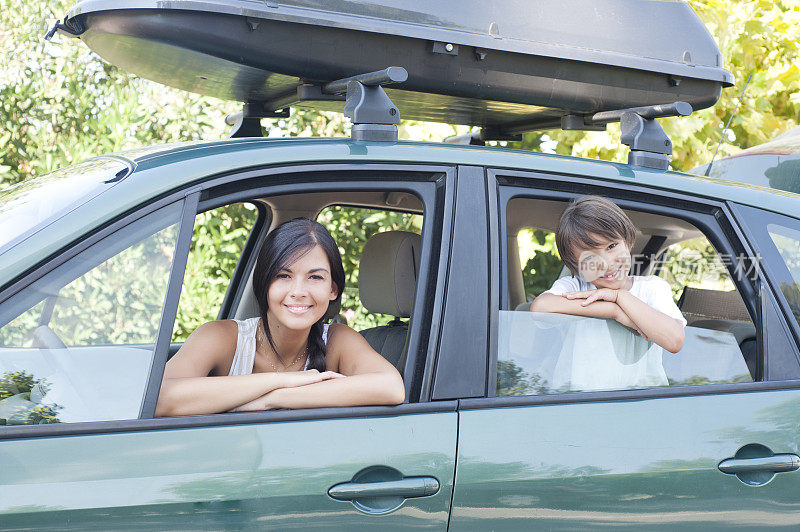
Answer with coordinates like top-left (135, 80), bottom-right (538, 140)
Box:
top-left (252, 218), bottom-right (345, 371)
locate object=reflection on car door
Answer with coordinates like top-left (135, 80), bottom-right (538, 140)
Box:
top-left (451, 390), bottom-right (800, 530)
top-left (0, 405), bottom-right (457, 530)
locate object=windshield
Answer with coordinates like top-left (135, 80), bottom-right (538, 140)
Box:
top-left (0, 158), bottom-right (130, 253)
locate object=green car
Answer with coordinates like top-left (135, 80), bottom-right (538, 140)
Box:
top-left (2, 1), bottom-right (800, 530)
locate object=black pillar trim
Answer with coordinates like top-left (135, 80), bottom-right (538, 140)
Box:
top-left (139, 190), bottom-right (200, 419)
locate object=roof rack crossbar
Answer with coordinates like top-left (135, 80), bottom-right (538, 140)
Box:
top-left (323, 67), bottom-right (407, 94)
top-left (226, 102), bottom-right (290, 138)
top-left (449, 101), bottom-right (692, 170)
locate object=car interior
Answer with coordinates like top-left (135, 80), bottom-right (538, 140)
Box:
top-left (504, 197), bottom-right (758, 389)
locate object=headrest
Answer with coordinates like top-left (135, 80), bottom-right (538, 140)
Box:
top-left (359, 231), bottom-right (421, 317)
top-left (678, 287), bottom-right (751, 323)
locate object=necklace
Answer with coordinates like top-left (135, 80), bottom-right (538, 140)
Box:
top-left (257, 320), bottom-right (308, 372)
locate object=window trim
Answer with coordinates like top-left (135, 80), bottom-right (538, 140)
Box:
top-left (460, 379), bottom-right (800, 411)
top-left (0, 401), bottom-right (458, 441)
top-left (728, 203), bottom-right (800, 351)
top-left (487, 168), bottom-right (785, 399)
top-left (139, 191), bottom-right (199, 419)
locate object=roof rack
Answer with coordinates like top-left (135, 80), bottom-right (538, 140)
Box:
top-left (445, 101), bottom-right (693, 170)
top-left (54, 1), bottom-right (721, 168)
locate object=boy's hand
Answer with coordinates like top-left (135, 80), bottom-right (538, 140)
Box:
top-left (563, 288), bottom-right (619, 306)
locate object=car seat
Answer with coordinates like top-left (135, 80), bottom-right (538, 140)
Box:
top-left (358, 231), bottom-right (421, 370)
top-left (678, 286), bottom-right (757, 378)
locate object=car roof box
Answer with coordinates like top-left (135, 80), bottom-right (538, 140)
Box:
top-left (58, 0), bottom-right (733, 133)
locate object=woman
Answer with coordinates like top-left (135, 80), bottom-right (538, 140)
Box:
top-left (156, 218), bottom-right (405, 417)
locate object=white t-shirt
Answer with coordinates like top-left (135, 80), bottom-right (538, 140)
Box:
top-left (542, 275), bottom-right (685, 392)
top-left (544, 275), bottom-right (687, 326)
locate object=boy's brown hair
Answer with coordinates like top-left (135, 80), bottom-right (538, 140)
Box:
top-left (555, 196), bottom-right (637, 275)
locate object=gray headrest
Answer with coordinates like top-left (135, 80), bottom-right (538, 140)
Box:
top-left (359, 231), bottom-right (421, 317)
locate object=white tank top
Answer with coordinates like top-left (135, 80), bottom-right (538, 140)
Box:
top-left (228, 317), bottom-right (329, 376)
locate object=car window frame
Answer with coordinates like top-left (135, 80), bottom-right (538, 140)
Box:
top-left (481, 167), bottom-right (800, 405)
top-left (0, 162), bottom-right (454, 440)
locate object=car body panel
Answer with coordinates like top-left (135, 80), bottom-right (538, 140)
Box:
top-left (452, 390), bottom-right (800, 530)
top-left (0, 410), bottom-right (457, 530)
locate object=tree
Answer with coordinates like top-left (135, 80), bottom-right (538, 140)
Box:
top-left (515, 1), bottom-right (800, 172)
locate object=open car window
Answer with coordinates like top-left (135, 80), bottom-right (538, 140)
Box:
top-left (499, 196), bottom-right (757, 397)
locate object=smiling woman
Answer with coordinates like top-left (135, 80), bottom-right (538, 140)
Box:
top-left (155, 218), bottom-right (405, 417)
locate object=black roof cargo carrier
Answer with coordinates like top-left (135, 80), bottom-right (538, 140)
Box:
top-left (52, 0), bottom-right (732, 137)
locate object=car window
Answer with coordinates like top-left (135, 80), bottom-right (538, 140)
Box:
top-left (0, 202), bottom-right (184, 424)
top-left (498, 196), bottom-right (756, 397)
top-left (658, 237), bottom-right (736, 299)
top-left (168, 187), bottom-right (429, 385)
top-left (172, 202), bottom-right (259, 342)
top-left (766, 222), bottom-right (800, 327)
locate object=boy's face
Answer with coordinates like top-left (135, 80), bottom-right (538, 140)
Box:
top-left (575, 235), bottom-right (632, 289)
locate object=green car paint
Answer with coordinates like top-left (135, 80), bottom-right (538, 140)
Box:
top-left (451, 390), bottom-right (800, 530)
top-left (0, 411), bottom-right (457, 530)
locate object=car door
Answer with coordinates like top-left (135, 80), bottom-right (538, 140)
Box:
top-left (0, 162), bottom-right (458, 530)
top-left (446, 169), bottom-right (800, 530)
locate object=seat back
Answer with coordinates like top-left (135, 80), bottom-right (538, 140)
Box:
top-left (358, 231), bottom-right (421, 369)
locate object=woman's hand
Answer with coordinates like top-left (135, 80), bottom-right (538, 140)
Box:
top-left (563, 288), bottom-right (619, 306)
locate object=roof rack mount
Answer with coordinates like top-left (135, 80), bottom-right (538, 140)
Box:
top-left (226, 67), bottom-right (407, 142)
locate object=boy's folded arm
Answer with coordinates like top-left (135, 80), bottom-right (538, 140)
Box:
top-left (616, 291), bottom-right (685, 353)
top-left (530, 293), bottom-right (621, 320)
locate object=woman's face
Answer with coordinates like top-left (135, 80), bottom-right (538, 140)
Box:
top-left (575, 236), bottom-right (632, 289)
top-left (266, 245), bottom-right (338, 332)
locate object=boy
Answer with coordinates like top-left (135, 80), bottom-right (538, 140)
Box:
top-left (531, 195), bottom-right (686, 354)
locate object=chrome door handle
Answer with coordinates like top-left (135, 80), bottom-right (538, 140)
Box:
top-left (328, 477), bottom-right (439, 500)
top-left (718, 454), bottom-right (800, 474)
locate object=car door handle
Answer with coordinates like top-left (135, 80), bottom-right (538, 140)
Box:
top-left (718, 454), bottom-right (800, 474)
top-left (328, 477), bottom-right (440, 500)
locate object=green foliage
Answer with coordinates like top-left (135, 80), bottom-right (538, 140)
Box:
top-left (496, 360), bottom-right (549, 396)
top-left (0, 370), bottom-right (61, 425)
top-left (173, 203), bottom-right (258, 342)
top-left (658, 237), bottom-right (735, 300)
top-left (0, 0), bottom-right (352, 189)
top-left (516, 229), bottom-right (563, 300)
top-left (514, 1), bottom-right (800, 172)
